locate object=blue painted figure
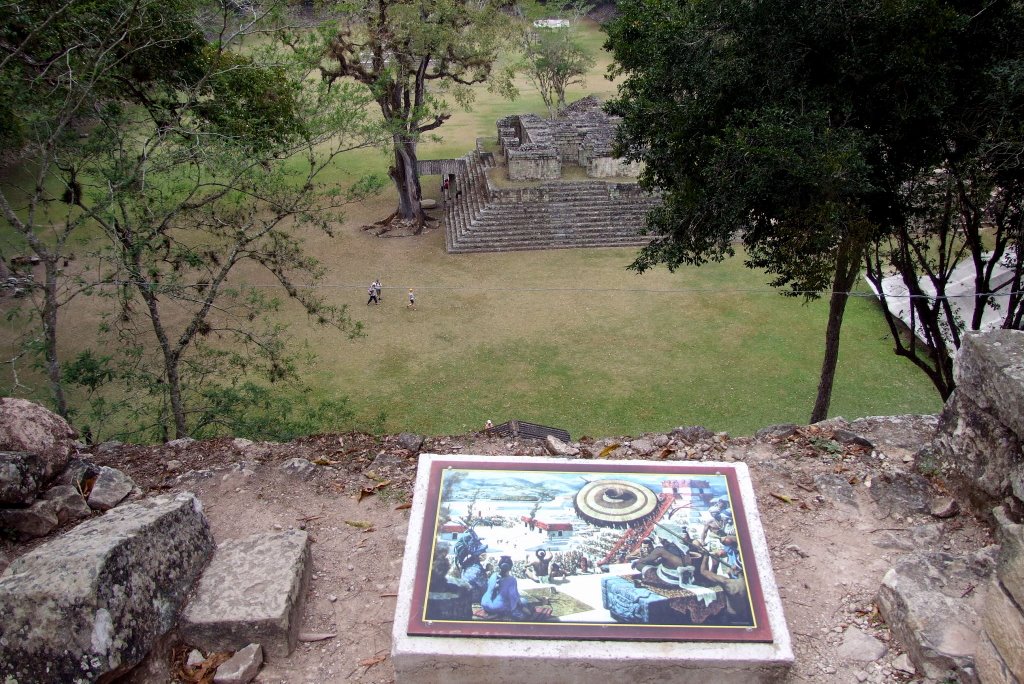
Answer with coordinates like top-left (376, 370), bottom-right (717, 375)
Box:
top-left (481, 556), bottom-right (530, 620)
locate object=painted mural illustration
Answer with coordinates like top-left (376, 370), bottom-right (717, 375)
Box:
top-left (407, 459), bottom-right (773, 642)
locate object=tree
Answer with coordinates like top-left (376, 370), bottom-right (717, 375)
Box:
top-left (518, 8), bottom-right (594, 118)
top-left (864, 10), bottom-right (1024, 399)
top-left (605, 0), bottom-right (990, 423)
top-left (318, 0), bottom-right (516, 233)
top-left (0, 1), bottom-right (381, 439)
top-left (0, 0), bottom-right (211, 419)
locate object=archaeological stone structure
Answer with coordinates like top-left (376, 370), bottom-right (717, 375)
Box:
top-left (418, 96), bottom-right (659, 254)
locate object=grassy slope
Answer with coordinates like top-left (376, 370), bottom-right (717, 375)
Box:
top-left (0, 19), bottom-right (942, 438)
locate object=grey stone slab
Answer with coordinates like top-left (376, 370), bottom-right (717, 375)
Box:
top-left (877, 550), bottom-right (992, 682)
top-left (836, 626), bottom-right (888, 662)
top-left (983, 578), bottom-right (1024, 680)
top-left (87, 465), bottom-right (137, 511)
top-left (213, 643), bottom-right (263, 683)
top-left (0, 451), bottom-right (46, 506)
top-left (180, 529), bottom-right (311, 659)
top-left (994, 507), bottom-right (1024, 607)
top-left (975, 631), bottom-right (1020, 684)
top-left (0, 498), bottom-right (58, 539)
top-left (392, 454), bottom-right (794, 684)
top-left (955, 330), bottom-right (1024, 440)
top-left (42, 483), bottom-right (93, 524)
top-left (0, 492), bottom-right (214, 683)
top-left (934, 392), bottom-right (1021, 502)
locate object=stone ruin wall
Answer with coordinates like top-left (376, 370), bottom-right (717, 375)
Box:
top-left (930, 329), bottom-right (1024, 682)
top-left (497, 99), bottom-right (642, 181)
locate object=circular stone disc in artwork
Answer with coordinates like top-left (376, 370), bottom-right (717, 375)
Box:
top-left (574, 479), bottom-right (660, 527)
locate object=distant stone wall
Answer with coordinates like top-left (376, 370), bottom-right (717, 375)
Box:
top-left (587, 156), bottom-right (641, 178)
top-left (507, 145), bottom-right (560, 181)
top-left (931, 329), bottom-right (1024, 682)
top-left (487, 180), bottom-right (651, 204)
top-left (417, 159), bottom-right (466, 177)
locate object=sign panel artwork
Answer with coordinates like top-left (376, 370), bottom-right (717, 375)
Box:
top-left (407, 459), bottom-right (774, 642)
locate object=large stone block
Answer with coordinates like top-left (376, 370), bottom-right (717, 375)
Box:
top-left (0, 492), bottom-right (214, 683)
top-left (0, 451), bottom-right (47, 506)
top-left (0, 398), bottom-right (77, 481)
top-left (975, 631), bottom-right (1019, 684)
top-left (876, 550), bottom-right (993, 682)
top-left (955, 330), bottom-right (1024, 439)
top-left (934, 391), bottom-right (1021, 503)
top-left (994, 507), bottom-right (1024, 608)
top-left (983, 578), bottom-right (1024, 679)
top-left (180, 529), bottom-right (311, 659)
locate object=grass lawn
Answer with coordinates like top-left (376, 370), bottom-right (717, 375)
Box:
top-left (0, 18), bottom-right (943, 440)
top-left (269, 200), bottom-right (940, 439)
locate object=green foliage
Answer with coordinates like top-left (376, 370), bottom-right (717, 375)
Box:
top-left (604, 0), bottom-right (1023, 417)
top-left (196, 383), bottom-right (356, 442)
top-left (808, 437), bottom-right (842, 456)
top-left (519, 23), bottom-right (595, 117)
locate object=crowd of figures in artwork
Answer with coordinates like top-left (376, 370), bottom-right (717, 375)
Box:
top-left (423, 467), bottom-right (757, 631)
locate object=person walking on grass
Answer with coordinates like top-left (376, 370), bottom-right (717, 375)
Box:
top-left (373, 278), bottom-right (382, 303)
top-left (408, 288), bottom-right (416, 309)
top-left (367, 281), bottom-right (378, 305)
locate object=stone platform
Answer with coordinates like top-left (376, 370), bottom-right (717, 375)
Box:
top-left (391, 454), bottom-right (793, 683)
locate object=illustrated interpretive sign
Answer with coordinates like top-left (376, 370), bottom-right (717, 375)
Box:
top-left (406, 458), bottom-right (774, 642)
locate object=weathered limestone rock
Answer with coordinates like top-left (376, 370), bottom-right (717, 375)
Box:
top-left (180, 529), bottom-right (311, 658)
top-left (975, 631), bottom-right (1019, 684)
top-left (396, 432), bottom-right (424, 453)
top-left (935, 392), bottom-right (1020, 502)
top-left (994, 507), bottom-right (1024, 611)
top-left (279, 457), bottom-right (315, 479)
top-left (0, 450), bottom-right (47, 506)
top-left (41, 483), bottom-right (92, 524)
top-left (0, 398), bottom-right (77, 480)
top-left (671, 426), bottom-right (714, 443)
top-left (214, 643), bottom-right (263, 684)
top-left (87, 465), bottom-right (137, 510)
top-left (544, 435), bottom-right (578, 457)
top-left (754, 424), bottom-right (800, 440)
top-left (877, 550), bottom-right (994, 682)
top-left (0, 492), bottom-right (214, 683)
top-left (836, 626), bottom-right (888, 662)
top-left (930, 495), bottom-right (961, 519)
top-left (983, 578), bottom-right (1024, 679)
top-left (869, 471), bottom-right (933, 516)
top-left (0, 498), bottom-right (58, 539)
top-left (629, 437), bottom-right (654, 455)
top-left (954, 330), bottom-right (1024, 438)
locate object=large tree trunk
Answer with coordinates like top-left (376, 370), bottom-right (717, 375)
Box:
top-left (810, 235), bottom-right (863, 424)
top-left (41, 260), bottom-right (69, 420)
top-left (390, 135), bottom-right (427, 230)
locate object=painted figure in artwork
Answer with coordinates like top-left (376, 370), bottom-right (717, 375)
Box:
top-left (480, 556), bottom-right (533, 620)
top-left (453, 529), bottom-right (489, 602)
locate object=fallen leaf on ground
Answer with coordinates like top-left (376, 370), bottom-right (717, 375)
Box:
top-left (598, 443), bottom-right (620, 458)
top-left (344, 520), bottom-right (373, 529)
top-left (656, 447), bottom-right (674, 460)
top-left (298, 632), bottom-right (337, 642)
top-left (771, 492), bottom-right (794, 504)
top-left (394, 502), bottom-right (411, 510)
top-left (359, 654), bottom-right (387, 668)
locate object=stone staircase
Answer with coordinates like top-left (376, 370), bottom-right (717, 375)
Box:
top-left (442, 151), bottom-right (659, 254)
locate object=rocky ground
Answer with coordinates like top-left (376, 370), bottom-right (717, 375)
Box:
top-left (1, 415), bottom-right (994, 683)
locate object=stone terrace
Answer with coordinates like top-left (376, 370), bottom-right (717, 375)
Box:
top-left (421, 148), bottom-right (660, 254)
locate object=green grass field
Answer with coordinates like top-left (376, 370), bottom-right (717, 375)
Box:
top-left (0, 19), bottom-right (943, 439)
